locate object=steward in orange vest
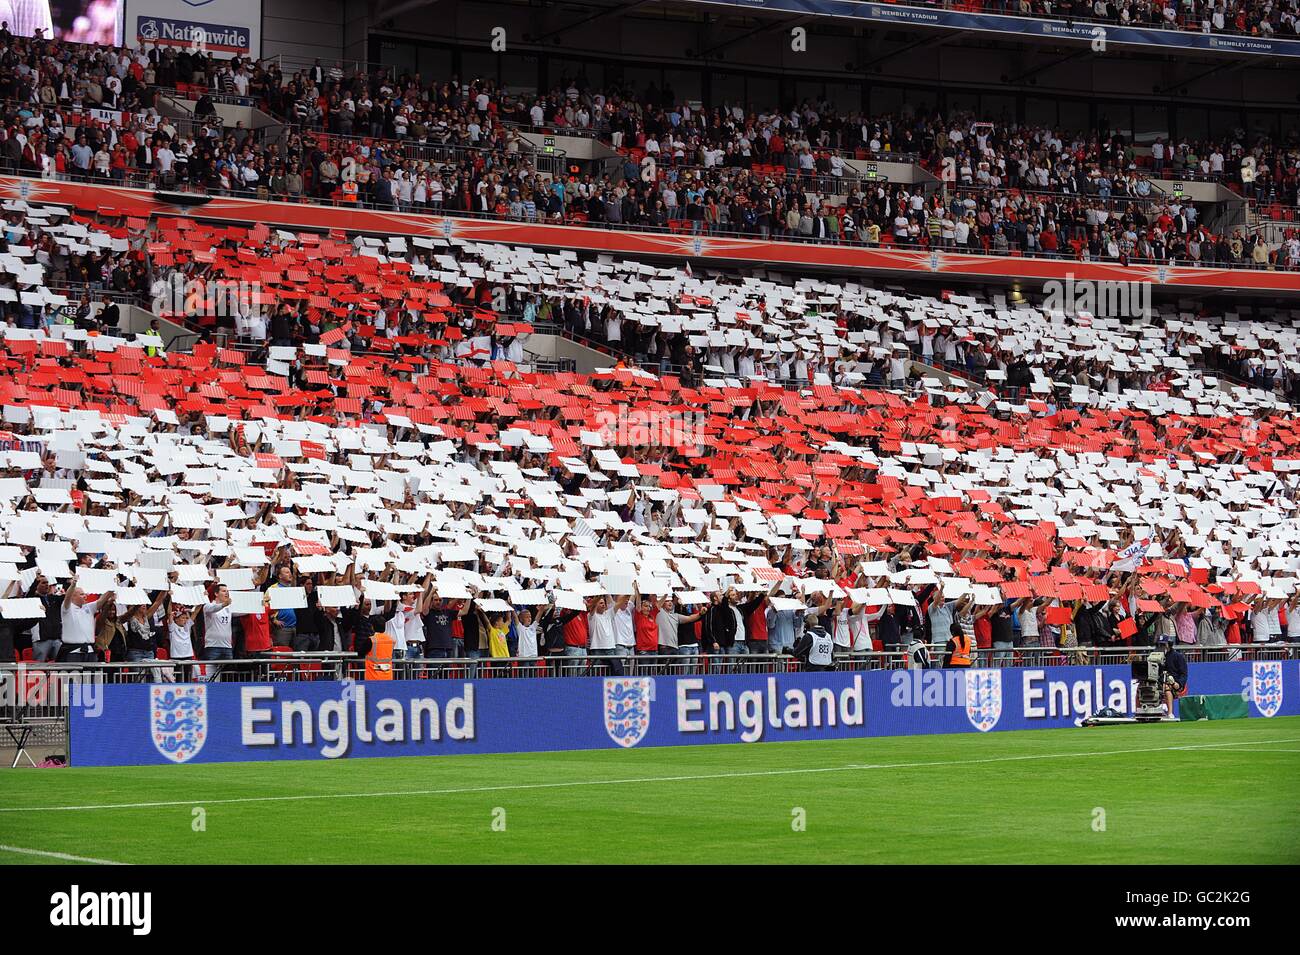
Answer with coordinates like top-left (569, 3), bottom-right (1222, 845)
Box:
top-left (944, 623), bottom-right (972, 668)
top-left (366, 630), bottom-right (394, 680)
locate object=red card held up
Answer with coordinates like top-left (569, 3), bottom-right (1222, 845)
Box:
top-left (1045, 606), bottom-right (1073, 626)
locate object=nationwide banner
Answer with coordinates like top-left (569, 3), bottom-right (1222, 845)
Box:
top-left (698, 0), bottom-right (1300, 58)
top-left (67, 660), bottom-right (1299, 766)
top-left (134, 16), bottom-right (253, 55)
top-left (124, 0), bottom-right (261, 57)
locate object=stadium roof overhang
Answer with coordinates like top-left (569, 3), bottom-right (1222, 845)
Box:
top-left (660, 0), bottom-right (1300, 63)
top-left (364, 0), bottom-right (1300, 106)
top-left (401, 0), bottom-right (1300, 68)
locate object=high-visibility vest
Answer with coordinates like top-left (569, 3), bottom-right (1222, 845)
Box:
top-left (808, 629), bottom-right (834, 667)
top-left (366, 630), bottom-right (394, 681)
top-left (341, 180), bottom-right (358, 203)
top-left (948, 633), bottom-right (972, 668)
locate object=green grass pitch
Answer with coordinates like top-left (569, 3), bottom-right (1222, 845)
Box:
top-left (3, 718), bottom-right (1298, 864)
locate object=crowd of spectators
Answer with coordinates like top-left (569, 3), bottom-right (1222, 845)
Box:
top-left (0, 187), bottom-right (1295, 674)
top-left (0, 28), bottom-right (1297, 268)
top-left (4, 181), bottom-right (1298, 415)
top-left (960, 0), bottom-right (1300, 39)
top-left (1, 319), bottom-right (1298, 671)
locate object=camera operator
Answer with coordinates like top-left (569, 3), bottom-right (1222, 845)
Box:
top-left (789, 611), bottom-right (835, 672)
top-left (1157, 635), bottom-right (1188, 715)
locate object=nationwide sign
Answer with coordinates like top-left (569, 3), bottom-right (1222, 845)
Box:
top-left (67, 661), bottom-right (1299, 765)
top-left (135, 15), bottom-right (252, 54)
top-left (695, 0), bottom-right (1300, 58)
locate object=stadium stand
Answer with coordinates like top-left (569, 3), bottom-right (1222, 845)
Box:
top-left (0, 7), bottom-right (1293, 680)
top-left (0, 31), bottom-right (1296, 270)
top-left (0, 188), bottom-right (1298, 673)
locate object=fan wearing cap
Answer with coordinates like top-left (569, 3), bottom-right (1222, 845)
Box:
top-left (1157, 635), bottom-right (1188, 715)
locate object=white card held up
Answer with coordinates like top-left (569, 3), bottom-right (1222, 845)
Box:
top-left (267, 586), bottom-right (308, 610)
top-left (768, 597), bottom-right (807, 612)
top-left (217, 568), bottom-right (257, 590)
top-left (170, 585), bottom-right (209, 606)
top-left (0, 598), bottom-right (45, 619)
top-left (553, 590), bottom-right (587, 611)
top-left (228, 591), bottom-right (266, 615)
top-left (74, 567), bottom-right (118, 593)
top-left (317, 585), bottom-right (359, 608)
top-left (362, 580), bottom-right (400, 602)
top-left (114, 587), bottom-right (150, 606)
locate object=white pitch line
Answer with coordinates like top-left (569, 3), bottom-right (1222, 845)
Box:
top-left (1171, 736), bottom-right (1300, 750)
top-left (3, 736), bottom-right (1298, 814)
top-left (1178, 747), bottom-right (1300, 754)
top-left (0, 844), bottom-right (128, 865)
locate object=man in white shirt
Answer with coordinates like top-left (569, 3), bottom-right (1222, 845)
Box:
top-left (515, 608), bottom-right (540, 659)
top-left (402, 596), bottom-right (426, 660)
top-left (613, 598), bottom-right (636, 657)
top-left (587, 595), bottom-right (617, 651)
top-left (155, 143), bottom-right (176, 179)
top-left (1286, 597), bottom-right (1300, 642)
top-left (889, 349), bottom-right (909, 389)
top-left (1251, 599), bottom-right (1281, 643)
top-left (587, 594), bottom-right (630, 674)
top-left (61, 578), bottom-right (112, 662)
top-left (202, 586), bottom-right (235, 660)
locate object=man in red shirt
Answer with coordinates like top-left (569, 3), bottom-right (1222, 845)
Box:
top-left (241, 592), bottom-right (273, 658)
top-left (1040, 225), bottom-right (1059, 256)
top-left (558, 604), bottom-right (588, 674)
top-left (633, 596), bottom-right (659, 656)
top-left (740, 584), bottom-right (777, 653)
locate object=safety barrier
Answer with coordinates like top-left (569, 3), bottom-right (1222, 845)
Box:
top-left (2, 643), bottom-right (1291, 687)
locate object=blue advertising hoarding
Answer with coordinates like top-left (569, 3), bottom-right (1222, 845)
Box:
top-left (698, 0), bottom-right (1300, 58)
top-left (67, 660), bottom-right (1298, 766)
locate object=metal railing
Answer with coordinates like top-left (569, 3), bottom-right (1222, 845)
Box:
top-left (268, 122), bottom-right (562, 170)
top-left (153, 84), bottom-right (259, 110)
top-left (947, 182), bottom-right (1183, 209)
top-left (0, 653), bottom-right (357, 689)
top-left (2, 643), bottom-right (1291, 688)
top-left (640, 160), bottom-right (868, 197)
top-left (1251, 201), bottom-right (1300, 223)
